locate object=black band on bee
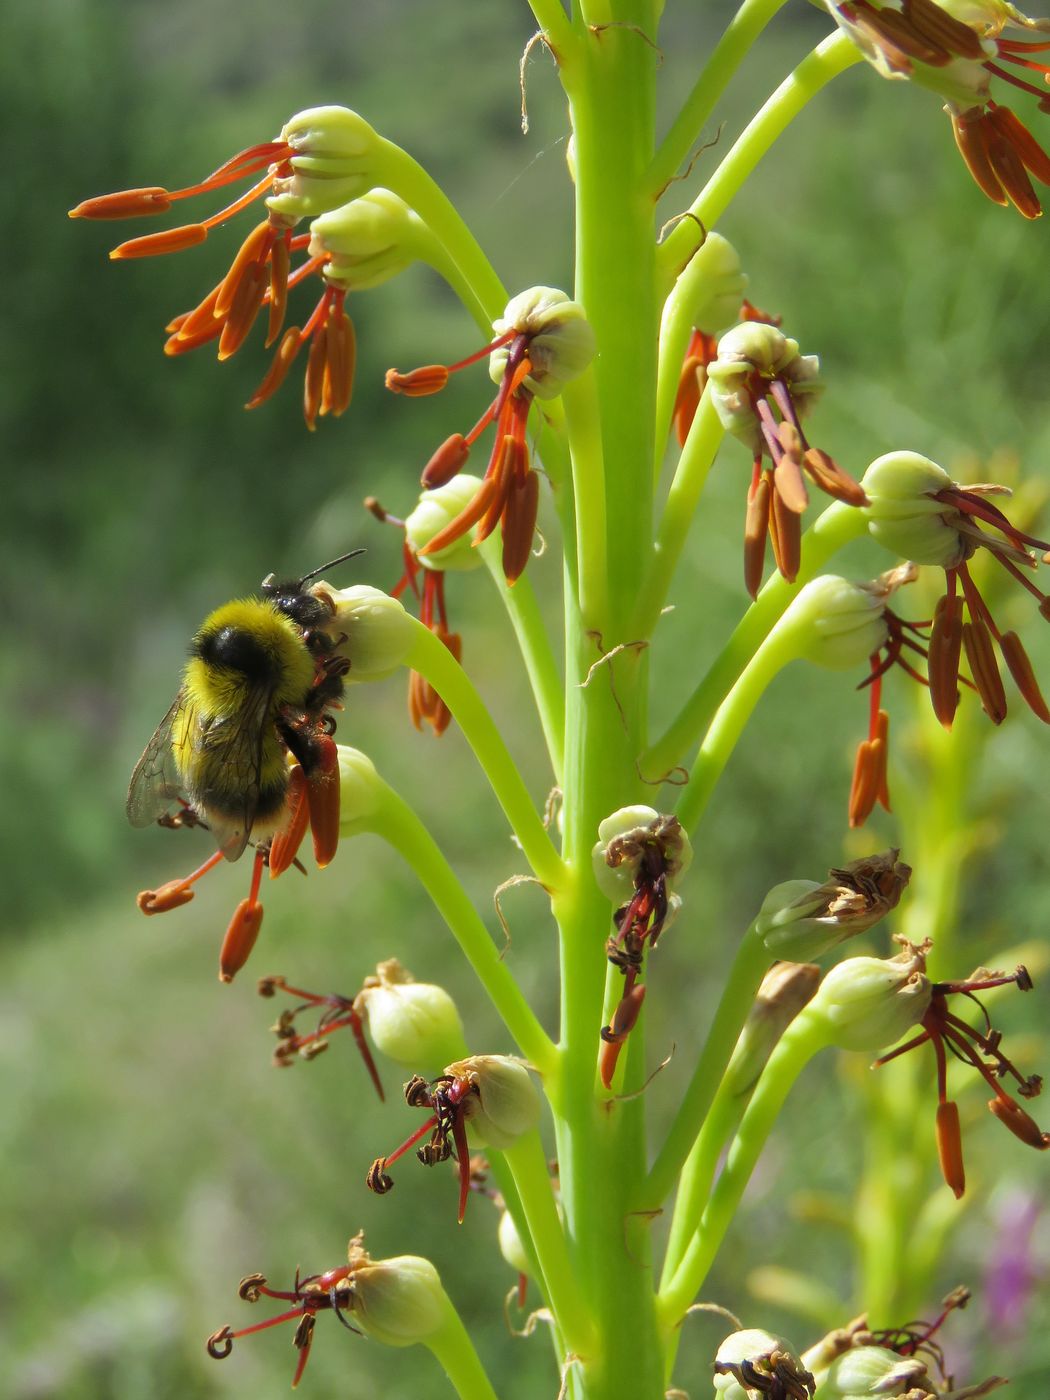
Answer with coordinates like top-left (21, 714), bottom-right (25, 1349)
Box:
top-left (193, 624), bottom-right (278, 682)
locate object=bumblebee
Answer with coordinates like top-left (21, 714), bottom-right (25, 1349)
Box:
top-left (128, 551), bottom-right (362, 862)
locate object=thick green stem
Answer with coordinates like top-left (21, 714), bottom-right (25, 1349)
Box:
top-left (642, 501), bottom-right (867, 782)
top-left (405, 620), bottom-right (565, 889)
top-left (657, 33), bottom-right (863, 276)
top-left (425, 1294), bottom-right (501, 1400)
top-left (553, 13), bottom-right (664, 1394)
top-left (643, 922), bottom-right (770, 1208)
top-left (657, 1016), bottom-right (826, 1331)
top-left (368, 782), bottom-right (556, 1073)
top-left (645, 0), bottom-right (792, 199)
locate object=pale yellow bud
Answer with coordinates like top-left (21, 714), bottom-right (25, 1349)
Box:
top-left (405, 476), bottom-right (487, 572)
top-left (357, 959), bottom-right (465, 1070)
top-left (447, 1055), bottom-right (542, 1149)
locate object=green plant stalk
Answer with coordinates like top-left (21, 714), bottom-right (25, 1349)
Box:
top-left (671, 607), bottom-right (810, 835)
top-left (643, 920), bottom-right (770, 1208)
top-left (478, 539), bottom-right (567, 782)
top-left (645, 0), bottom-right (793, 199)
top-left (642, 500), bottom-right (867, 782)
top-left (425, 1293), bottom-right (501, 1400)
top-left (657, 1015), bottom-right (828, 1334)
top-left (635, 388), bottom-right (725, 636)
top-left (367, 781), bottom-right (556, 1074)
top-left (379, 139), bottom-right (507, 321)
top-left (504, 1129), bottom-right (597, 1358)
top-left (552, 14), bottom-right (665, 1396)
top-left (405, 620), bottom-right (565, 889)
top-left (657, 32), bottom-right (863, 276)
top-left (660, 1074), bottom-right (745, 1290)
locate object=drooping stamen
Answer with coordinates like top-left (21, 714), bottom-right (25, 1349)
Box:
top-left (219, 849), bottom-right (267, 982)
top-left (137, 847), bottom-right (225, 914)
top-left (269, 765), bottom-right (310, 877)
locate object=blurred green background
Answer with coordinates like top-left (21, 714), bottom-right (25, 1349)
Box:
top-left (4, 0), bottom-right (1050, 1394)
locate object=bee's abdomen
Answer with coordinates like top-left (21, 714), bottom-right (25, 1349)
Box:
top-left (193, 624), bottom-right (279, 682)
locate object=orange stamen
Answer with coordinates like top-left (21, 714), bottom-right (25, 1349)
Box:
top-left (269, 765), bottom-right (310, 878)
top-left (69, 187), bottom-right (172, 220)
top-left (246, 327), bottom-right (303, 410)
top-left (935, 1100), bottom-right (966, 1198)
top-left (110, 224), bottom-right (208, 259)
top-left (419, 478), bottom-right (498, 557)
top-left (200, 171), bottom-right (277, 233)
top-left (305, 737), bottom-right (340, 869)
top-left (137, 848), bottom-right (224, 914)
top-left (385, 365), bottom-right (450, 396)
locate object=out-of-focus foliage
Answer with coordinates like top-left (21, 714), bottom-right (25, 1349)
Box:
top-left (3, 0), bottom-right (1049, 1395)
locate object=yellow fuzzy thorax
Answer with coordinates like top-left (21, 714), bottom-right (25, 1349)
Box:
top-left (182, 599), bottom-right (316, 716)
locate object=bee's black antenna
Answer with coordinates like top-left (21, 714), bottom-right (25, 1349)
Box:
top-left (298, 549), bottom-right (366, 586)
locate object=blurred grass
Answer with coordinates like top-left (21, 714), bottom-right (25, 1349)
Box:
top-left (4, 0), bottom-right (1050, 1392)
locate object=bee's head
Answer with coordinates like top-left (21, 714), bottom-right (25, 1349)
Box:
top-left (260, 549), bottom-right (365, 635)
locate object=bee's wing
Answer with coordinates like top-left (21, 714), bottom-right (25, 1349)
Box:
top-left (193, 683), bottom-right (280, 862)
top-left (126, 692), bottom-right (189, 827)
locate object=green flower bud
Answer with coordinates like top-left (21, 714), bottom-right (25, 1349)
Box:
top-left (713, 1329), bottom-right (814, 1400)
top-left (592, 806), bottom-right (693, 903)
top-left (707, 323), bottom-right (822, 455)
top-left (448, 1055), bottom-right (543, 1149)
top-left (319, 583), bottom-right (415, 680)
top-left (405, 476), bottom-right (487, 572)
top-left (862, 452), bottom-right (972, 568)
top-left (337, 745), bottom-right (384, 827)
top-left (755, 851), bottom-right (911, 962)
top-left (497, 1207), bottom-right (531, 1277)
top-left (344, 1240), bottom-right (447, 1347)
top-left (724, 962), bottom-right (822, 1097)
top-left (267, 106), bottom-right (380, 219)
top-left (681, 232), bottom-right (749, 334)
top-left (489, 288), bottom-right (596, 400)
top-left (309, 189), bottom-right (423, 291)
top-left (818, 1345), bottom-right (929, 1398)
top-left (784, 575), bottom-right (892, 673)
top-left (807, 938), bottom-right (932, 1052)
top-left (357, 959), bottom-right (465, 1070)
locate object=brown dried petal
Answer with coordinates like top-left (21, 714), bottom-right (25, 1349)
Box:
top-left (951, 108), bottom-right (1009, 208)
top-left (904, 0), bottom-right (984, 60)
top-left (929, 595), bottom-right (963, 729)
top-left (962, 617), bottom-right (1007, 724)
top-left (744, 473), bottom-right (771, 600)
top-left (802, 447), bottom-right (869, 507)
top-left (1000, 630), bottom-right (1050, 723)
top-left (988, 1095), bottom-right (1050, 1148)
top-left (770, 486), bottom-right (801, 583)
top-left (501, 469), bottom-right (539, 584)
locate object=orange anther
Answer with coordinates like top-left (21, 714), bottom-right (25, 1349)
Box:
top-left (137, 881), bottom-right (195, 915)
top-left (69, 187), bottom-right (172, 220)
top-left (385, 365), bottom-right (449, 396)
top-left (501, 468), bottom-right (539, 585)
top-left (305, 738), bottom-right (341, 869)
top-left (109, 224), bottom-right (208, 259)
top-left (935, 1100), bottom-right (966, 1199)
top-left (246, 327), bottom-right (303, 410)
top-left (219, 899), bottom-right (265, 983)
top-left (269, 766), bottom-right (310, 878)
top-left (988, 1094), bottom-right (1050, 1148)
top-left (421, 434), bottom-right (471, 489)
